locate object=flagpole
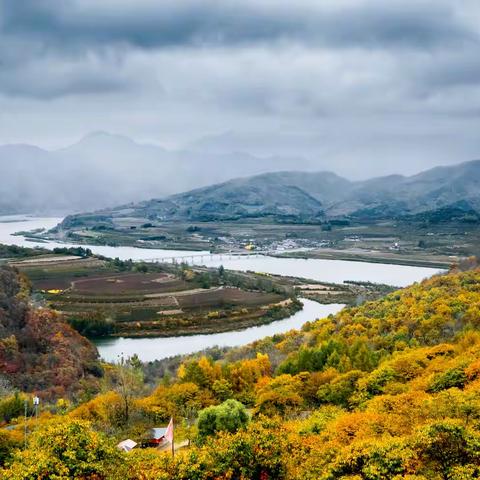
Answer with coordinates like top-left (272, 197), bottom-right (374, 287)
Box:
top-left (171, 418), bottom-right (175, 458)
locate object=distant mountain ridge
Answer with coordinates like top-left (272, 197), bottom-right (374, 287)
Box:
top-left (134, 175), bottom-right (326, 222)
top-left (0, 132), bottom-right (304, 215)
top-left (60, 159), bottom-right (480, 226)
top-left (1, 131), bottom-right (479, 222)
top-left (336, 159), bottom-right (480, 218)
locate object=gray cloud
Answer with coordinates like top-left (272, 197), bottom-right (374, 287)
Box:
top-left (1, 0), bottom-right (478, 100)
top-left (1, 0), bottom-right (474, 50)
top-left (0, 54), bottom-right (136, 99)
top-left (0, 0), bottom-right (479, 180)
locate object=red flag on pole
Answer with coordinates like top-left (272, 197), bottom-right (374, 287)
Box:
top-left (165, 417), bottom-right (174, 445)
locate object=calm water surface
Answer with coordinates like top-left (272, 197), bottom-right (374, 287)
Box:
top-left (94, 299), bottom-right (343, 362)
top-left (0, 215), bottom-right (209, 260)
top-left (0, 215), bottom-right (440, 287)
top-left (0, 216), bottom-right (443, 361)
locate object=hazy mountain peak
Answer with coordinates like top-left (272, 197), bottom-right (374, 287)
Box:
top-left (59, 160), bottom-right (479, 227)
top-left (69, 131), bottom-right (140, 150)
top-left (0, 143), bottom-right (49, 155)
top-left (2, 126), bottom-right (480, 220)
top-left (187, 130), bottom-right (237, 153)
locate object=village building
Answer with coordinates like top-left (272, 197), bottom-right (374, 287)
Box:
top-left (144, 427), bottom-right (168, 447)
top-left (117, 439), bottom-right (137, 452)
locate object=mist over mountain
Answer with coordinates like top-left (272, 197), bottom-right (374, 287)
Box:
top-left (1, 130), bottom-right (479, 221)
top-left (331, 160), bottom-right (480, 218)
top-left (124, 174), bottom-right (327, 223)
top-left (187, 130), bottom-right (480, 180)
top-left (0, 132), bottom-right (304, 215)
top-left (60, 160), bottom-right (480, 228)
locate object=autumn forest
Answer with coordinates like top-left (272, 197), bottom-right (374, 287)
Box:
top-left (0, 258), bottom-right (479, 479)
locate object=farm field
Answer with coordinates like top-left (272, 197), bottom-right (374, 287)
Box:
top-left (71, 272), bottom-right (189, 295)
top-left (13, 256), bottom-right (113, 290)
top-left (9, 249), bottom-right (392, 340)
top-left (12, 254), bottom-right (295, 338)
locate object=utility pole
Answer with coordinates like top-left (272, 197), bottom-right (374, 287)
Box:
top-left (24, 399), bottom-right (28, 449)
top-left (33, 396), bottom-right (40, 425)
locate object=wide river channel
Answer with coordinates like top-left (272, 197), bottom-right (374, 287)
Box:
top-left (0, 215), bottom-right (442, 362)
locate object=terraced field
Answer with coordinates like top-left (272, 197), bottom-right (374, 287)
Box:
top-left (71, 272), bottom-right (188, 295)
top-left (13, 254), bottom-right (295, 338)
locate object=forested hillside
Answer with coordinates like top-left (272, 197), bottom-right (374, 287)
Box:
top-left (0, 266), bottom-right (100, 399)
top-left (2, 265), bottom-right (480, 478)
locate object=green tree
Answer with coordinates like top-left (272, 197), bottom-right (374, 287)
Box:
top-left (416, 421), bottom-right (480, 479)
top-left (255, 374), bottom-right (303, 417)
top-left (0, 430), bottom-right (21, 467)
top-left (317, 370), bottom-right (363, 407)
top-left (0, 392), bottom-right (24, 423)
top-left (197, 399), bottom-right (249, 440)
top-left (352, 342), bottom-right (376, 371)
top-left (428, 367), bottom-right (467, 393)
top-left (212, 378), bottom-right (234, 401)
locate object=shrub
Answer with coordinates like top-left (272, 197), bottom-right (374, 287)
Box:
top-left (197, 399), bottom-right (249, 440)
top-left (428, 367), bottom-right (467, 393)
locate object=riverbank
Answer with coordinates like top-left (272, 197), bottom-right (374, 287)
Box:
top-left (93, 299), bottom-right (345, 362)
top-left (38, 216), bottom-right (479, 269)
top-left (9, 250), bottom-right (299, 338)
top-left (28, 222), bottom-right (454, 269)
top-left (276, 248), bottom-right (456, 269)
top-left (110, 298), bottom-right (303, 338)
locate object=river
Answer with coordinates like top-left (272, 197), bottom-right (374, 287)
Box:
top-left (0, 216), bottom-right (440, 287)
top-left (0, 215), bottom-right (442, 362)
top-left (94, 299), bottom-right (343, 362)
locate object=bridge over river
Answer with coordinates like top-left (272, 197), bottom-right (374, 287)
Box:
top-left (142, 250), bottom-right (277, 265)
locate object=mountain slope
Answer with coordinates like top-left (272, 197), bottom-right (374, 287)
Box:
top-left (334, 160), bottom-right (480, 218)
top-left (2, 130), bottom-right (479, 222)
top-left (60, 159), bottom-right (480, 226)
top-left (0, 266), bottom-right (99, 399)
top-left (142, 175), bottom-right (325, 221)
top-left (66, 173), bottom-right (328, 225)
top-left (5, 267), bottom-right (480, 478)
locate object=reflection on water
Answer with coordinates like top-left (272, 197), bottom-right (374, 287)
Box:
top-left (93, 299), bottom-right (344, 362)
top-left (200, 255), bottom-right (439, 288)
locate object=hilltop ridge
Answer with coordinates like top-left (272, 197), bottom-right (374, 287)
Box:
top-left (60, 159), bottom-right (480, 227)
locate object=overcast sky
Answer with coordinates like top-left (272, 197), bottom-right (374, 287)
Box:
top-left (1, 0), bottom-right (480, 178)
